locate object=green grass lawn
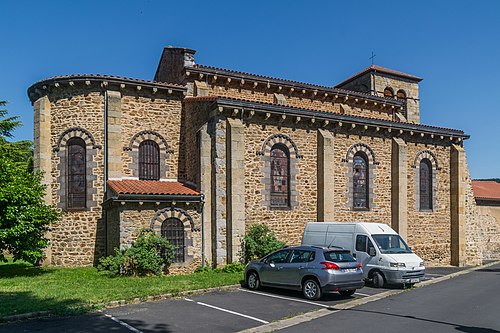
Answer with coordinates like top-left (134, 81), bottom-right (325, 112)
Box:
top-left (0, 260), bottom-right (243, 319)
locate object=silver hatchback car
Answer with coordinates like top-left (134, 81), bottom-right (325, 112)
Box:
top-left (245, 246), bottom-right (364, 300)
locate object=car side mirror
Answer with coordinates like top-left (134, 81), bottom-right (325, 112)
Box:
top-left (368, 247), bottom-right (376, 256)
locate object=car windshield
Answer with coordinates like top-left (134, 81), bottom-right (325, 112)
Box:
top-left (372, 234), bottom-right (412, 254)
top-left (324, 251), bottom-right (356, 262)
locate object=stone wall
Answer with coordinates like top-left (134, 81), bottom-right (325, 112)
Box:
top-left (476, 205), bottom-right (500, 260)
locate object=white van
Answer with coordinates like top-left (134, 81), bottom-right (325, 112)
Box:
top-left (301, 222), bottom-right (425, 287)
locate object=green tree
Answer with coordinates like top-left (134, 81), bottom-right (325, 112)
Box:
top-left (0, 101), bottom-right (60, 265)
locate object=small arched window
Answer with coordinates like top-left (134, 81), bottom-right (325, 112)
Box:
top-left (384, 87), bottom-right (394, 98)
top-left (353, 152), bottom-right (369, 209)
top-left (396, 90), bottom-right (407, 101)
top-left (161, 218), bottom-right (185, 263)
top-left (139, 140), bottom-right (160, 180)
top-left (270, 144), bottom-right (290, 207)
top-left (67, 137), bottom-right (86, 209)
top-left (419, 159), bottom-right (433, 210)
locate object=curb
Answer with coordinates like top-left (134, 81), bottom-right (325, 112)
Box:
top-left (0, 284), bottom-right (242, 324)
top-left (237, 260), bottom-right (500, 333)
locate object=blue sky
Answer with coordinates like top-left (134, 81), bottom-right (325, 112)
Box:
top-left (1, 1), bottom-right (499, 179)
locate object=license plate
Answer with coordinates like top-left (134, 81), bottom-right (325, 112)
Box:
top-left (342, 268), bottom-right (357, 273)
top-left (410, 278), bottom-right (419, 283)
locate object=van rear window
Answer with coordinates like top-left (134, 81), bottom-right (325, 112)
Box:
top-left (324, 251), bottom-right (356, 262)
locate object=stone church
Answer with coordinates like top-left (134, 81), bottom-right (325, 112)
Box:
top-left (28, 46), bottom-right (496, 272)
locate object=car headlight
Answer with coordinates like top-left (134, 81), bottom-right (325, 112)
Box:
top-left (389, 262), bottom-right (406, 268)
top-left (419, 261), bottom-right (425, 267)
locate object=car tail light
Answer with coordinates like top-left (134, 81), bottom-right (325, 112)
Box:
top-left (358, 263), bottom-right (362, 269)
top-left (320, 261), bottom-right (339, 270)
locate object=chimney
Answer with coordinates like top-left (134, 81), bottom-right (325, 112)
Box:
top-left (154, 46), bottom-right (196, 84)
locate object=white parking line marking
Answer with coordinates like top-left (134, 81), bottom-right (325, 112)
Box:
top-left (184, 298), bottom-right (269, 324)
top-left (238, 288), bottom-right (330, 308)
top-left (99, 311), bottom-right (143, 333)
top-left (354, 292), bottom-right (371, 297)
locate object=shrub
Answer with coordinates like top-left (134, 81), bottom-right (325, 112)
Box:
top-left (221, 262), bottom-right (244, 273)
top-left (97, 229), bottom-right (175, 276)
top-left (241, 224), bottom-right (285, 263)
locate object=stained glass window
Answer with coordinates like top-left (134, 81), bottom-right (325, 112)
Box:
top-left (270, 144), bottom-right (290, 207)
top-left (161, 218), bottom-right (185, 263)
top-left (139, 140), bottom-right (160, 180)
top-left (353, 152), bottom-right (368, 209)
top-left (67, 137), bottom-right (86, 209)
top-left (420, 159), bottom-right (433, 210)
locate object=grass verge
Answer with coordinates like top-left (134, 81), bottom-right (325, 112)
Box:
top-left (0, 260), bottom-right (242, 319)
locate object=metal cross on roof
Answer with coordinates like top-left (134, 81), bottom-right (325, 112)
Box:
top-left (369, 52), bottom-right (376, 65)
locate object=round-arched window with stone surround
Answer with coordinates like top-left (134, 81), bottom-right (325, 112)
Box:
top-left (139, 140), bottom-right (160, 180)
top-left (419, 158), bottom-right (433, 211)
top-left (353, 152), bottom-right (369, 209)
top-left (396, 89), bottom-right (407, 101)
top-left (270, 143), bottom-right (291, 208)
top-left (67, 137), bottom-right (86, 209)
top-left (384, 87), bottom-right (394, 98)
top-left (161, 217), bottom-right (185, 263)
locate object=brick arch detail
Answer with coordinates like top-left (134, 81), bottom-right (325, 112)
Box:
top-left (344, 143), bottom-right (378, 165)
top-left (413, 150), bottom-right (440, 170)
top-left (126, 130), bottom-right (173, 153)
top-left (54, 127), bottom-right (100, 151)
top-left (150, 207), bottom-right (198, 232)
top-left (258, 133), bottom-right (303, 159)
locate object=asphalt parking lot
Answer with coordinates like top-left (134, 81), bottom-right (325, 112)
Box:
top-left (0, 266), bottom-right (472, 333)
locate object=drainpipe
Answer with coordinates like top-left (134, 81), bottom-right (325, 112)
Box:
top-left (200, 193), bottom-right (206, 267)
top-left (103, 89), bottom-right (108, 255)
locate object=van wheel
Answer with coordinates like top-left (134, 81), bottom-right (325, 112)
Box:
top-left (246, 272), bottom-right (260, 290)
top-left (339, 289), bottom-right (356, 297)
top-left (372, 271), bottom-right (385, 288)
top-left (303, 279), bottom-right (322, 300)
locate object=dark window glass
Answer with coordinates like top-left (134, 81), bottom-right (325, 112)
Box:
top-left (290, 250), bottom-right (313, 263)
top-left (356, 235), bottom-right (367, 252)
top-left (420, 159), bottom-right (433, 210)
top-left (324, 251), bottom-right (356, 262)
top-left (266, 250), bottom-right (290, 264)
top-left (67, 137), bottom-right (86, 209)
top-left (270, 144), bottom-right (290, 207)
top-left (161, 218), bottom-right (185, 263)
top-left (139, 140), bottom-right (160, 180)
top-left (384, 87), bottom-right (394, 98)
top-left (353, 152), bottom-right (369, 209)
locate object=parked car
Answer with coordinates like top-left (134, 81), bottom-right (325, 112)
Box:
top-left (302, 222), bottom-right (425, 287)
top-left (244, 246), bottom-right (364, 300)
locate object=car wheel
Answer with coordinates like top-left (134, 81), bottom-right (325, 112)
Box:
top-left (339, 289), bottom-right (356, 297)
top-left (302, 279), bottom-right (322, 300)
top-left (372, 271), bottom-right (385, 288)
top-left (246, 271), bottom-right (260, 290)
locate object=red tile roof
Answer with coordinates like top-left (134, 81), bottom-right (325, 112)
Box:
top-left (336, 65), bottom-right (423, 88)
top-left (472, 181), bottom-right (500, 200)
top-left (107, 180), bottom-right (200, 196)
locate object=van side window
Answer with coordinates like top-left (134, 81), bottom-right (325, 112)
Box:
top-left (356, 235), bottom-right (367, 252)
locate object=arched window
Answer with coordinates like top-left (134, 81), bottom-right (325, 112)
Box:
top-left (396, 90), bottom-right (407, 101)
top-left (384, 87), bottom-right (394, 98)
top-left (67, 137), bottom-right (86, 209)
top-left (139, 140), bottom-right (160, 180)
top-left (270, 144), bottom-right (290, 207)
top-left (161, 217), bottom-right (185, 263)
top-left (353, 152), bottom-right (369, 209)
top-left (419, 159), bottom-right (433, 210)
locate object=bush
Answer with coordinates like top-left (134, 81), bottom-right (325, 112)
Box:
top-left (241, 224), bottom-right (285, 263)
top-left (98, 229), bottom-right (175, 276)
top-left (221, 262), bottom-right (244, 273)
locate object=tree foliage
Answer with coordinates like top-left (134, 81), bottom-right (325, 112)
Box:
top-left (241, 224), bottom-right (286, 263)
top-left (0, 101), bottom-right (60, 265)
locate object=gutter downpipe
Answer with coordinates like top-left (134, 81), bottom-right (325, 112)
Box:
top-left (103, 90), bottom-right (108, 256)
top-left (200, 193), bottom-right (206, 267)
